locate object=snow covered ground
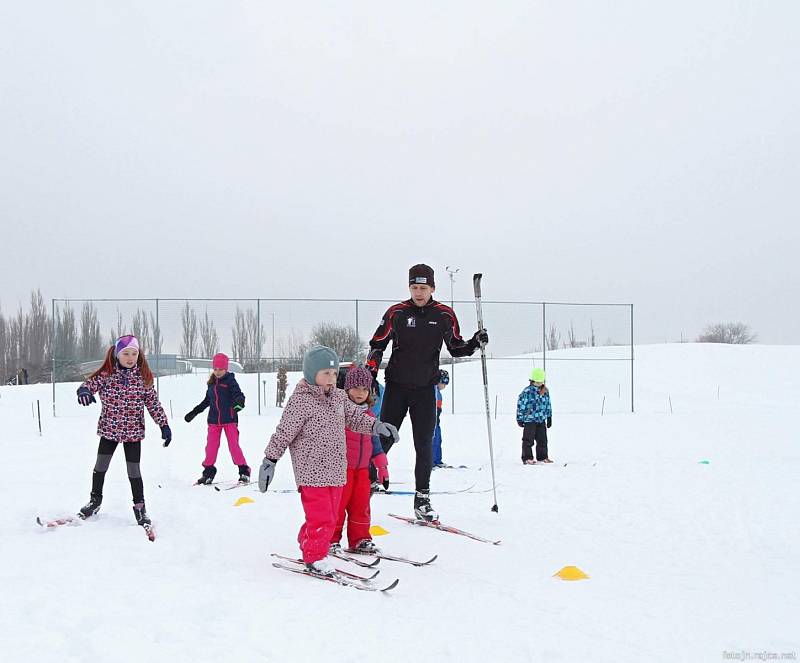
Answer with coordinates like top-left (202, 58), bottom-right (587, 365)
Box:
top-left (1, 344), bottom-right (798, 662)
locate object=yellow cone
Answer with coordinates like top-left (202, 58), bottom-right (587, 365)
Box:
top-left (233, 496), bottom-right (255, 507)
top-left (553, 565), bottom-right (590, 581)
top-left (369, 525), bottom-right (389, 536)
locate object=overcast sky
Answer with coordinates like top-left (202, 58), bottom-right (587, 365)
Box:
top-left (1, 1), bottom-right (798, 345)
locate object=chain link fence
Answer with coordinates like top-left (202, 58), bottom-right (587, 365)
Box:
top-left (50, 298), bottom-right (634, 416)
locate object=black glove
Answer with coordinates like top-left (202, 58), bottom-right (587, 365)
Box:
top-left (77, 386), bottom-right (96, 406)
top-left (546, 417), bottom-right (552, 429)
top-left (470, 329), bottom-right (489, 349)
top-left (184, 411), bottom-right (197, 423)
top-left (233, 399), bottom-right (245, 412)
top-left (161, 425), bottom-right (172, 447)
top-left (517, 420), bottom-right (525, 428)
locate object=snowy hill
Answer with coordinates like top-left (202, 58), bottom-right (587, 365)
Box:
top-left (1, 344), bottom-right (798, 662)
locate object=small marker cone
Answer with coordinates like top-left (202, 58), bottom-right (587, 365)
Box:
top-left (233, 496), bottom-right (255, 507)
top-left (553, 565), bottom-right (589, 581)
top-left (369, 525), bottom-right (389, 536)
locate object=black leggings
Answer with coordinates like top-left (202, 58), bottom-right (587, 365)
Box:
top-left (377, 383), bottom-right (437, 492)
top-left (90, 437), bottom-right (144, 504)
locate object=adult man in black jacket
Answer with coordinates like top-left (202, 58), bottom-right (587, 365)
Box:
top-left (367, 264), bottom-right (488, 521)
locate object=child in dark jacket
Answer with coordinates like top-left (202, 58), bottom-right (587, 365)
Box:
top-left (185, 353), bottom-right (250, 484)
top-left (76, 335), bottom-right (171, 528)
top-left (330, 366), bottom-right (389, 555)
top-left (516, 367), bottom-right (553, 464)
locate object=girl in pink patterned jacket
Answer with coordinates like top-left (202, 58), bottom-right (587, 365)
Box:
top-left (75, 335), bottom-right (171, 529)
top-left (259, 346), bottom-right (398, 577)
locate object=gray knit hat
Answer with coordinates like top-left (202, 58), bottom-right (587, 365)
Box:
top-left (302, 345), bottom-right (340, 384)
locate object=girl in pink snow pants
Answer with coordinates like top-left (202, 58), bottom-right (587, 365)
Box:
top-left (259, 346), bottom-right (399, 576)
top-left (184, 353), bottom-right (250, 485)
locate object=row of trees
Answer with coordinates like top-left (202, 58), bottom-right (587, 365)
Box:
top-left (0, 292), bottom-right (367, 384)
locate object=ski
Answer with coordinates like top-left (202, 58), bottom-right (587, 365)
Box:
top-left (36, 516), bottom-right (79, 529)
top-left (381, 483), bottom-right (477, 496)
top-left (271, 562), bottom-right (398, 592)
top-left (388, 513), bottom-right (501, 545)
top-left (214, 480), bottom-right (251, 492)
top-left (194, 479), bottom-right (239, 488)
top-left (141, 523), bottom-right (156, 542)
top-left (346, 550), bottom-right (438, 567)
top-left (329, 549), bottom-right (381, 568)
top-left (270, 554), bottom-right (379, 581)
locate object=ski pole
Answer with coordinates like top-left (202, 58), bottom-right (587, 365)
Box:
top-left (473, 273), bottom-right (499, 514)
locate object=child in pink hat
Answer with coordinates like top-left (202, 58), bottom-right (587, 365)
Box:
top-left (329, 365), bottom-right (389, 556)
top-left (185, 353), bottom-right (250, 484)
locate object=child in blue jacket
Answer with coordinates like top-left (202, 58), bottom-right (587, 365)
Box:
top-left (516, 367), bottom-right (553, 464)
top-left (185, 353), bottom-right (250, 484)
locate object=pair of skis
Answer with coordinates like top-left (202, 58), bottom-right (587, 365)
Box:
top-left (270, 554), bottom-right (399, 593)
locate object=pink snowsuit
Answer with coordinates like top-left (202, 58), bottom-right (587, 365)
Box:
top-left (264, 379), bottom-right (376, 563)
top-left (332, 402), bottom-right (387, 548)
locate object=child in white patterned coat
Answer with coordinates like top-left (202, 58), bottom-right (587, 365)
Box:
top-left (258, 346), bottom-right (398, 576)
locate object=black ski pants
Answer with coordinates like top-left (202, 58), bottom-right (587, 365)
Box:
top-left (377, 383), bottom-right (437, 492)
top-left (90, 437), bottom-right (144, 504)
top-left (522, 423), bottom-right (548, 462)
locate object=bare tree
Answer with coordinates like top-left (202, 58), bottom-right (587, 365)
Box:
top-left (546, 323), bottom-right (561, 351)
top-left (180, 301), bottom-right (199, 357)
top-left (109, 309), bottom-right (124, 346)
top-left (245, 309), bottom-right (265, 370)
top-left (26, 290), bottom-right (51, 381)
top-left (697, 322), bottom-right (757, 344)
top-left (304, 322), bottom-right (362, 362)
top-left (54, 303), bottom-right (81, 380)
top-left (132, 309), bottom-right (152, 354)
top-left (589, 320), bottom-right (596, 347)
top-left (149, 312), bottom-right (163, 357)
top-left (566, 321), bottom-right (579, 348)
top-left (79, 302), bottom-right (103, 361)
top-left (0, 307), bottom-right (8, 382)
top-left (199, 308), bottom-right (219, 358)
top-left (276, 329), bottom-right (305, 369)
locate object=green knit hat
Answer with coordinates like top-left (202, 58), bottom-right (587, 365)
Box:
top-left (530, 367), bottom-right (546, 383)
top-left (303, 345), bottom-right (340, 384)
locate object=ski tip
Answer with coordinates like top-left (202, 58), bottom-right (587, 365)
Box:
top-left (35, 517), bottom-right (44, 527)
top-left (426, 554), bottom-right (438, 564)
top-left (214, 486), bottom-right (221, 491)
top-left (381, 578), bottom-right (400, 592)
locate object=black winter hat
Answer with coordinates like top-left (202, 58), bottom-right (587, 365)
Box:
top-left (408, 264), bottom-right (435, 288)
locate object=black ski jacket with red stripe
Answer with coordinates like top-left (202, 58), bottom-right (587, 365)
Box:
top-left (367, 299), bottom-right (477, 388)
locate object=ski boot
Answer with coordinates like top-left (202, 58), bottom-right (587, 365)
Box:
top-left (523, 459), bottom-right (537, 465)
top-left (306, 558), bottom-right (336, 577)
top-left (238, 464), bottom-right (251, 484)
top-left (78, 493), bottom-right (102, 520)
top-left (196, 465), bottom-right (217, 485)
top-left (370, 481), bottom-right (386, 495)
top-left (329, 542), bottom-right (343, 555)
top-left (352, 539), bottom-right (380, 555)
top-left (132, 502), bottom-right (151, 526)
top-left (413, 490), bottom-right (439, 523)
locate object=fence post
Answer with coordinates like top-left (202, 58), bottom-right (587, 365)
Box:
top-left (257, 299), bottom-right (262, 416)
top-left (630, 303), bottom-right (634, 413)
top-left (155, 299), bottom-right (160, 395)
top-left (542, 302), bottom-right (547, 374)
top-left (51, 298), bottom-right (57, 416)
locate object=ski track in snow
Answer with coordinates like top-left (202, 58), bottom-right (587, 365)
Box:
top-left (1, 344), bottom-right (799, 662)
